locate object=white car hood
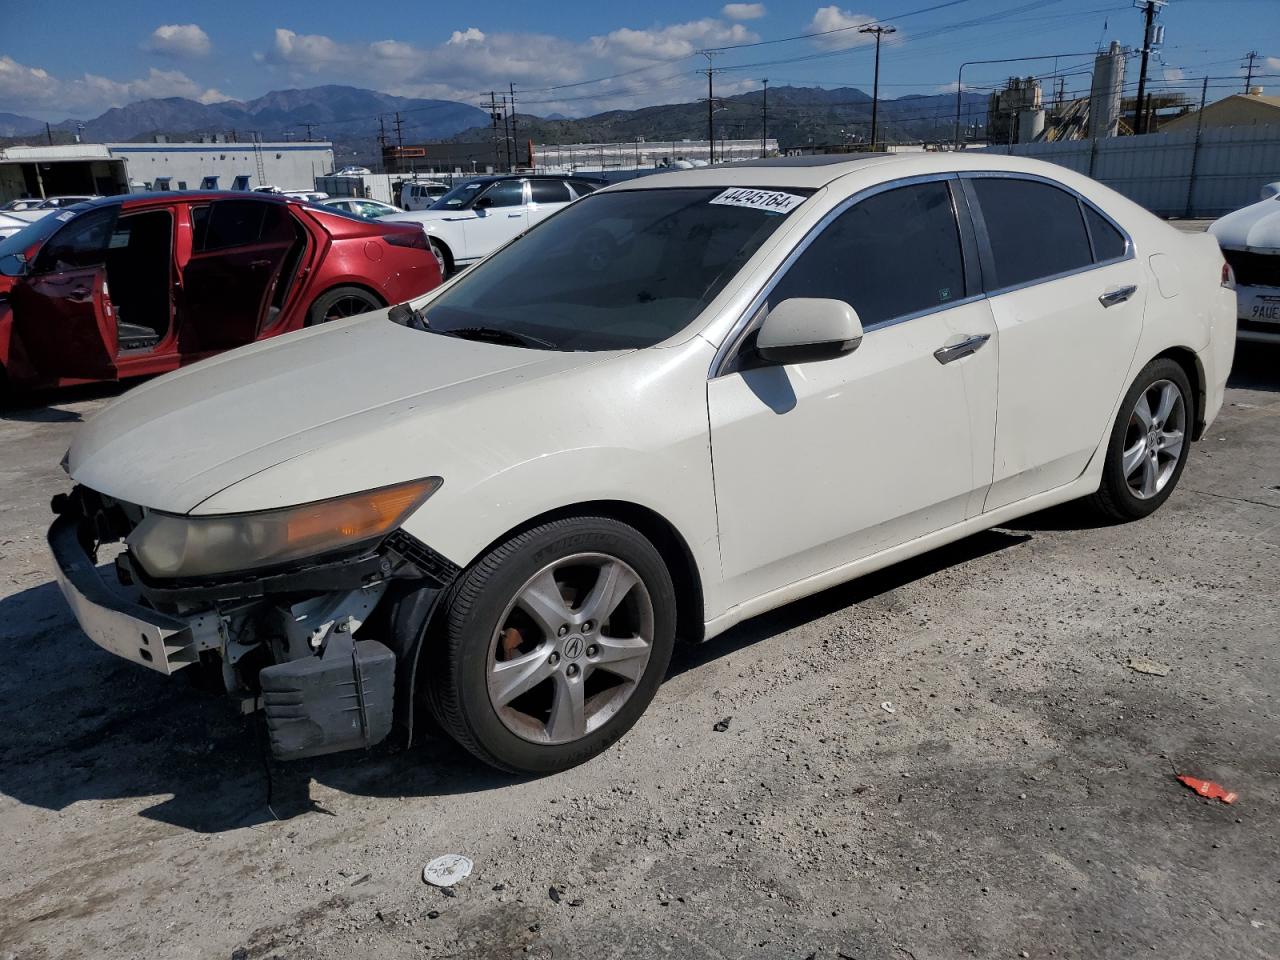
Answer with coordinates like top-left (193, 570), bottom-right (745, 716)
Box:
top-left (68, 314), bottom-right (615, 515)
top-left (1209, 196), bottom-right (1280, 253)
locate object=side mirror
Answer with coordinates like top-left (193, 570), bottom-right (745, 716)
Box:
top-left (756, 298), bottom-right (863, 365)
top-left (473, 196), bottom-right (494, 210)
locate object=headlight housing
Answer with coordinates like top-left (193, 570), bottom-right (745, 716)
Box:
top-left (127, 477), bottom-right (441, 579)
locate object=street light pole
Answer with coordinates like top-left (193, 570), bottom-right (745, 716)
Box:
top-left (858, 24), bottom-right (895, 151)
top-left (760, 78), bottom-right (769, 158)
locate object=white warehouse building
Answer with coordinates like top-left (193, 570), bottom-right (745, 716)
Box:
top-left (0, 140), bottom-right (334, 202)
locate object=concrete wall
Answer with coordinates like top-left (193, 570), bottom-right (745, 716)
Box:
top-left (980, 124), bottom-right (1280, 217)
top-left (106, 142), bottom-right (335, 192)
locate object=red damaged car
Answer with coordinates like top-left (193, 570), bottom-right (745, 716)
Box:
top-left (0, 191), bottom-right (442, 396)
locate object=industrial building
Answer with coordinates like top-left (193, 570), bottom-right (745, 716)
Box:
top-left (0, 140), bottom-right (335, 203)
top-left (1162, 88), bottom-right (1280, 133)
top-left (532, 139), bottom-right (780, 172)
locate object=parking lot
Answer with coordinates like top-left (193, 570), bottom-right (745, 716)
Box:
top-left (0, 339), bottom-right (1276, 959)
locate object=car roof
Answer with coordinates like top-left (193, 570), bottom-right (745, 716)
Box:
top-left (67, 190), bottom-right (307, 213)
top-left (602, 151), bottom-right (1109, 193)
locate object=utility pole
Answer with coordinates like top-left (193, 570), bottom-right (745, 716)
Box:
top-left (858, 24), bottom-right (896, 151)
top-left (1133, 1), bottom-right (1167, 135)
top-left (377, 114), bottom-right (387, 170)
top-left (485, 92), bottom-right (502, 171)
top-left (393, 111), bottom-right (404, 151)
top-left (698, 50), bottom-right (722, 163)
top-left (302, 122), bottom-right (315, 142)
top-left (760, 78), bottom-right (769, 158)
top-left (1243, 50), bottom-right (1259, 92)
top-left (509, 83), bottom-right (519, 169)
top-left (501, 94), bottom-right (513, 171)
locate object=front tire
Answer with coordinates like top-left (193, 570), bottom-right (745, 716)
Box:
top-left (305, 286), bottom-right (383, 327)
top-left (426, 517), bottom-right (676, 775)
top-left (1089, 358), bottom-right (1193, 521)
top-left (428, 239), bottom-right (453, 280)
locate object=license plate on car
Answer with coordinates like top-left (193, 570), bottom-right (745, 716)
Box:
top-left (1251, 303), bottom-right (1280, 322)
top-left (1242, 288), bottom-right (1280, 323)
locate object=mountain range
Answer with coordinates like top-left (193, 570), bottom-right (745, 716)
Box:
top-left (1, 83), bottom-right (989, 157)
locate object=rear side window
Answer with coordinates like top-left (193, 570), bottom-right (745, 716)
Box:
top-left (530, 180), bottom-right (572, 204)
top-left (769, 180), bottom-right (967, 327)
top-left (570, 180), bottom-right (600, 196)
top-left (33, 207), bottom-right (118, 272)
top-left (1083, 204), bottom-right (1127, 262)
top-left (191, 200), bottom-right (290, 253)
top-left (972, 178), bottom-right (1092, 289)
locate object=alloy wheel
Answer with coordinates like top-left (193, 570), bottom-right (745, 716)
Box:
top-left (325, 295), bottom-right (374, 322)
top-left (486, 553), bottom-right (655, 745)
top-left (1122, 378), bottom-right (1186, 500)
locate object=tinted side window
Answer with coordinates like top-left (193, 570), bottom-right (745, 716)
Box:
top-left (769, 180), bottom-right (967, 327)
top-left (1083, 204), bottom-right (1127, 262)
top-left (480, 181), bottom-right (525, 208)
top-left (972, 178), bottom-right (1092, 288)
top-left (192, 201), bottom-right (289, 253)
top-left (570, 180), bottom-right (600, 196)
top-left (34, 208), bottom-right (118, 272)
top-left (530, 180), bottom-right (572, 203)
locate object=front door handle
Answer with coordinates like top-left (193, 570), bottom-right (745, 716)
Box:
top-left (507, 213), bottom-right (522, 218)
top-left (1099, 284), bottom-right (1137, 307)
top-left (934, 333), bottom-right (990, 365)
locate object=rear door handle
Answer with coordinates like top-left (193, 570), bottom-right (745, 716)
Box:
top-left (507, 213), bottom-right (522, 218)
top-left (934, 333), bottom-right (990, 365)
top-left (1098, 284), bottom-right (1137, 307)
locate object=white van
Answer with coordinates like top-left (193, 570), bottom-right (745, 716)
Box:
top-left (399, 181), bottom-right (451, 211)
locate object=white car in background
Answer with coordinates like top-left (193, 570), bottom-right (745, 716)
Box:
top-left (1209, 186), bottom-right (1280, 342)
top-left (0, 198), bottom-right (45, 212)
top-left (49, 154), bottom-right (1234, 775)
top-left (0, 211), bottom-right (30, 239)
top-left (399, 180), bottom-right (451, 211)
top-left (383, 174), bottom-right (602, 276)
top-left (321, 197), bottom-right (404, 219)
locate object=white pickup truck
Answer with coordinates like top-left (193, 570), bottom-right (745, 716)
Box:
top-left (382, 174), bottom-right (602, 276)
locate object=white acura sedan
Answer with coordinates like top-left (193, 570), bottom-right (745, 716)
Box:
top-left (50, 154), bottom-right (1235, 774)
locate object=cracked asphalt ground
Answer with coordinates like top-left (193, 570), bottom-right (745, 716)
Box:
top-left (0, 347), bottom-right (1276, 960)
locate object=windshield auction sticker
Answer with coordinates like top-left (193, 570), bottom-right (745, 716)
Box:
top-left (709, 188), bottom-right (806, 215)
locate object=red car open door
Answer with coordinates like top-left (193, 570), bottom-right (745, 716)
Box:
top-left (178, 199), bottom-right (301, 354)
top-left (9, 207), bottom-right (119, 381)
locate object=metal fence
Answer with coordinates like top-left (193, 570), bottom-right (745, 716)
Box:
top-left (980, 125), bottom-right (1280, 218)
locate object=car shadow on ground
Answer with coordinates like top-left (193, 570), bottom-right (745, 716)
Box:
top-left (1228, 342), bottom-right (1280, 392)
top-left (0, 528), bottom-right (1036, 833)
top-left (0, 381), bottom-right (131, 422)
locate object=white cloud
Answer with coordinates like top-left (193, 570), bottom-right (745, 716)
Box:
top-left (448, 28), bottom-right (486, 46)
top-left (1163, 66), bottom-right (1184, 82)
top-left (723, 3), bottom-right (766, 19)
top-left (145, 24), bottom-right (212, 59)
top-left (259, 18), bottom-right (761, 117)
top-left (0, 55), bottom-right (227, 117)
top-left (808, 6), bottom-right (878, 50)
top-left (1266, 56), bottom-right (1280, 72)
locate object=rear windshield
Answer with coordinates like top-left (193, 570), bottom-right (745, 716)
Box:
top-left (413, 186), bottom-right (813, 351)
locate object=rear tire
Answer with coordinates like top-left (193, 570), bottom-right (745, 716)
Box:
top-left (305, 286), bottom-right (383, 327)
top-left (426, 517), bottom-right (676, 775)
top-left (1088, 358), bottom-right (1193, 521)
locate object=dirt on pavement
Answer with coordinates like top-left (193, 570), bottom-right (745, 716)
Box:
top-left (1, 349), bottom-right (1277, 960)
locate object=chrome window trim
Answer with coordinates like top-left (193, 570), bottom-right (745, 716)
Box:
top-left (709, 172), bottom-right (965, 379)
top-left (959, 171), bottom-right (1135, 299)
top-left (709, 169), bottom-right (1138, 379)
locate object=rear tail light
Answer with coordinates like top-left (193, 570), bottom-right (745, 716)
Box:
top-left (385, 230), bottom-right (428, 251)
top-left (1221, 261), bottom-right (1235, 289)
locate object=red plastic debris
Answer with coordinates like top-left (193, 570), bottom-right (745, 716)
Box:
top-left (1177, 775), bottom-right (1238, 804)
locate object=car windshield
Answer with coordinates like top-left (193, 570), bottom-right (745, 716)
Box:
top-left (428, 181), bottom-right (488, 210)
top-left (0, 210), bottom-right (78, 276)
top-left (410, 186), bottom-right (813, 351)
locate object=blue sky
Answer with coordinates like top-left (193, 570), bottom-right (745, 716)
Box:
top-left (2, 0), bottom-right (1276, 120)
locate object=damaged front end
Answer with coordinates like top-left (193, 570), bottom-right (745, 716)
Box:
top-left (48, 483), bottom-right (458, 761)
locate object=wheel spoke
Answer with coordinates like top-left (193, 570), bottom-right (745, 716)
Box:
top-left (1132, 393), bottom-right (1154, 430)
top-left (1153, 382), bottom-right (1178, 424)
top-left (546, 672), bottom-right (586, 741)
top-left (578, 560), bottom-right (638, 627)
top-left (1142, 453), bottom-right (1159, 497)
top-left (1122, 437), bottom-right (1147, 478)
top-left (516, 569), bottom-right (573, 638)
top-left (1160, 428), bottom-right (1184, 462)
top-left (490, 646), bottom-right (555, 707)
top-left (590, 634), bottom-right (649, 683)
